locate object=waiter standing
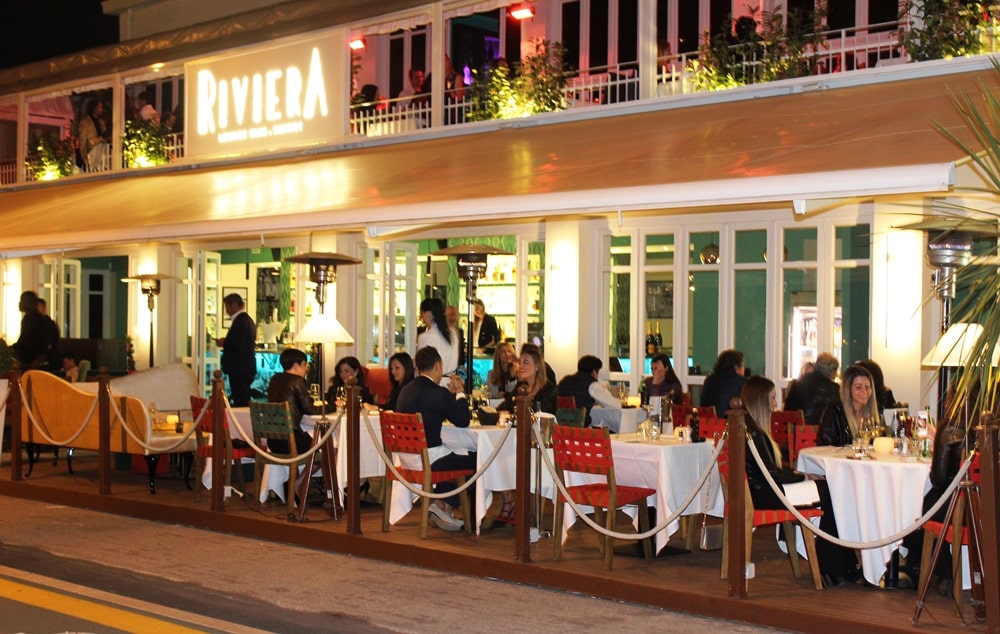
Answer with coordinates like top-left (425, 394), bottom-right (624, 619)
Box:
top-left (217, 293), bottom-right (257, 406)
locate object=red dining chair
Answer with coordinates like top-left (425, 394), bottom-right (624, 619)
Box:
top-left (551, 425), bottom-right (655, 569)
top-left (698, 413), bottom-right (727, 441)
top-left (557, 395), bottom-right (577, 410)
top-left (672, 404), bottom-right (691, 427)
top-left (770, 409), bottom-right (803, 467)
top-left (190, 395), bottom-right (254, 502)
top-left (789, 423), bottom-right (819, 466)
top-left (717, 434), bottom-right (824, 590)
top-left (917, 451), bottom-right (981, 608)
top-left (379, 411), bottom-right (473, 538)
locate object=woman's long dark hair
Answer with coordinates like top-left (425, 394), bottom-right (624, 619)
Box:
top-left (388, 352), bottom-right (415, 389)
top-left (650, 352), bottom-right (680, 384)
top-left (740, 375), bottom-right (774, 438)
top-left (420, 297), bottom-right (454, 345)
top-left (332, 356), bottom-right (368, 389)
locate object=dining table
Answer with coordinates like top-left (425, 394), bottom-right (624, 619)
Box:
top-left (589, 406), bottom-right (648, 434)
top-left (386, 422), bottom-right (550, 534)
top-left (210, 407), bottom-right (329, 503)
top-left (796, 445), bottom-right (935, 586)
top-left (560, 435), bottom-right (724, 554)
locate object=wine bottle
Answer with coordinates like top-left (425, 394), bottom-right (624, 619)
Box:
top-left (646, 321), bottom-right (656, 356)
top-left (690, 408), bottom-right (702, 442)
top-left (655, 321), bottom-right (663, 349)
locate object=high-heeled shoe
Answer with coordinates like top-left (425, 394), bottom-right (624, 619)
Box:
top-left (495, 499), bottom-right (516, 524)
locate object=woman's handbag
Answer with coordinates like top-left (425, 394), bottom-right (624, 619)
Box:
top-left (699, 485), bottom-right (723, 551)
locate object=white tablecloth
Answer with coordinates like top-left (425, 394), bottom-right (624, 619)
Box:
top-left (211, 407), bottom-right (327, 503)
top-left (561, 436), bottom-right (724, 554)
top-left (589, 407), bottom-right (647, 434)
top-left (387, 424), bottom-right (549, 534)
top-left (797, 445), bottom-right (932, 586)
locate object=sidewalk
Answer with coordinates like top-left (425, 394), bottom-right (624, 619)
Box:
top-left (0, 495), bottom-right (783, 633)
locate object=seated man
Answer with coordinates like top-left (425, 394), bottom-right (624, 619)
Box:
top-left (557, 354), bottom-right (620, 426)
top-left (395, 346), bottom-right (475, 531)
top-left (783, 352), bottom-right (840, 425)
top-left (266, 347), bottom-right (322, 455)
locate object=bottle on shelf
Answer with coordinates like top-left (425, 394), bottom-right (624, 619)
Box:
top-left (655, 321), bottom-right (663, 350)
top-left (646, 321), bottom-right (657, 356)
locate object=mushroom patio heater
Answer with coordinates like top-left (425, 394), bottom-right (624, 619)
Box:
top-left (432, 244), bottom-right (512, 394)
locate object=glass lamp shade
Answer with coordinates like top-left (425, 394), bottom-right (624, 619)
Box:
top-left (922, 323), bottom-right (999, 367)
top-left (294, 312), bottom-right (354, 344)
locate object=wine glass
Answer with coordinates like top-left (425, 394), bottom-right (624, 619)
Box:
top-left (335, 386), bottom-right (347, 410)
top-left (308, 383), bottom-right (320, 403)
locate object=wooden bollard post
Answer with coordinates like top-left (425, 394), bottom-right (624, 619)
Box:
top-left (209, 371), bottom-right (226, 512)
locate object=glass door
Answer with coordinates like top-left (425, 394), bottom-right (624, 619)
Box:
top-left (41, 257), bottom-right (82, 339)
top-left (361, 241), bottom-right (418, 366)
top-left (191, 250), bottom-right (222, 396)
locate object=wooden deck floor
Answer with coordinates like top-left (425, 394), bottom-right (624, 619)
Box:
top-left (0, 452), bottom-right (977, 633)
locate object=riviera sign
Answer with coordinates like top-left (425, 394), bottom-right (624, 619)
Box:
top-left (186, 35), bottom-right (337, 159)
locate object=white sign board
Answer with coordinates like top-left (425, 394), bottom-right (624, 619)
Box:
top-left (185, 34), bottom-right (338, 159)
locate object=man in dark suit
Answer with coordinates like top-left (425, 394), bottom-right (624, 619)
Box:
top-left (217, 293), bottom-right (257, 406)
top-left (396, 345), bottom-right (474, 531)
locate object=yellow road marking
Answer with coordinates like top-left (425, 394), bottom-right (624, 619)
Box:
top-left (0, 577), bottom-right (203, 634)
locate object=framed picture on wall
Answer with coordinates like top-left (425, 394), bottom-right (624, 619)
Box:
top-left (222, 286), bottom-right (248, 327)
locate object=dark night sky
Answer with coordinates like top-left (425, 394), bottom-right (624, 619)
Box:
top-left (1, 1), bottom-right (119, 70)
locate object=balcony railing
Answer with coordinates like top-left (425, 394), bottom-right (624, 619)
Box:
top-left (4, 19), bottom-right (999, 188)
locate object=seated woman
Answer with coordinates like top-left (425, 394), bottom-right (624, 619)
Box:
top-left (498, 343), bottom-right (558, 415)
top-left (382, 351), bottom-right (414, 411)
top-left (487, 342), bottom-right (518, 400)
top-left (817, 363), bottom-right (878, 446)
top-left (326, 356), bottom-right (376, 410)
top-left (495, 343), bottom-right (557, 523)
top-left (642, 352), bottom-right (682, 404)
top-left (742, 375), bottom-right (862, 586)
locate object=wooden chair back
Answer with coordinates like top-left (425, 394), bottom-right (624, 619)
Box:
top-left (556, 406), bottom-right (587, 427)
top-left (790, 423), bottom-right (818, 466)
top-left (379, 410), bottom-right (429, 466)
top-left (698, 413), bottom-right (727, 441)
top-left (770, 409), bottom-right (802, 465)
top-left (551, 424), bottom-right (615, 479)
top-left (249, 401), bottom-right (299, 456)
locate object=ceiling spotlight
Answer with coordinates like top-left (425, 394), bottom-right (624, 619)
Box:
top-left (349, 38), bottom-right (366, 51)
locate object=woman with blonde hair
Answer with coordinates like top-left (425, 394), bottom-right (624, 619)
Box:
top-left (818, 363), bottom-right (878, 446)
top-left (500, 343), bottom-right (557, 415)
top-left (741, 375), bottom-right (862, 586)
top-left (487, 342), bottom-right (518, 399)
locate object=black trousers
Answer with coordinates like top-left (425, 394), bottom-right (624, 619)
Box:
top-left (431, 451), bottom-right (477, 509)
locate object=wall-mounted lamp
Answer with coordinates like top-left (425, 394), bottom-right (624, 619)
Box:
top-left (432, 244), bottom-right (512, 393)
top-left (122, 273), bottom-right (176, 368)
top-left (510, 3), bottom-right (535, 20)
top-left (349, 38), bottom-right (367, 51)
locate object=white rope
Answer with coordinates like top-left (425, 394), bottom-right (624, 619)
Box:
top-left (224, 396), bottom-right (339, 465)
top-left (362, 408), bottom-right (514, 500)
top-left (746, 433), bottom-right (974, 549)
top-left (535, 424), bottom-right (726, 541)
top-left (104, 386), bottom-right (198, 453)
top-left (19, 379), bottom-right (99, 447)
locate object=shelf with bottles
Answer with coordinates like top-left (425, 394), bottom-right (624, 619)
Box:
top-left (644, 319), bottom-right (668, 357)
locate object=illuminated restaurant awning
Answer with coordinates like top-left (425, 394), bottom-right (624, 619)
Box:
top-left (0, 67), bottom-right (990, 255)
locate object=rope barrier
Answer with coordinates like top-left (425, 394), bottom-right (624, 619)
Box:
top-left (224, 397), bottom-right (340, 465)
top-left (362, 409), bottom-right (514, 501)
top-left (534, 423), bottom-right (726, 541)
top-left (746, 434), bottom-right (974, 550)
top-left (19, 379), bottom-right (99, 447)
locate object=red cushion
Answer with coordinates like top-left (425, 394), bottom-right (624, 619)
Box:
top-left (560, 483), bottom-right (655, 508)
top-left (366, 366), bottom-right (393, 405)
top-left (924, 520), bottom-right (969, 544)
